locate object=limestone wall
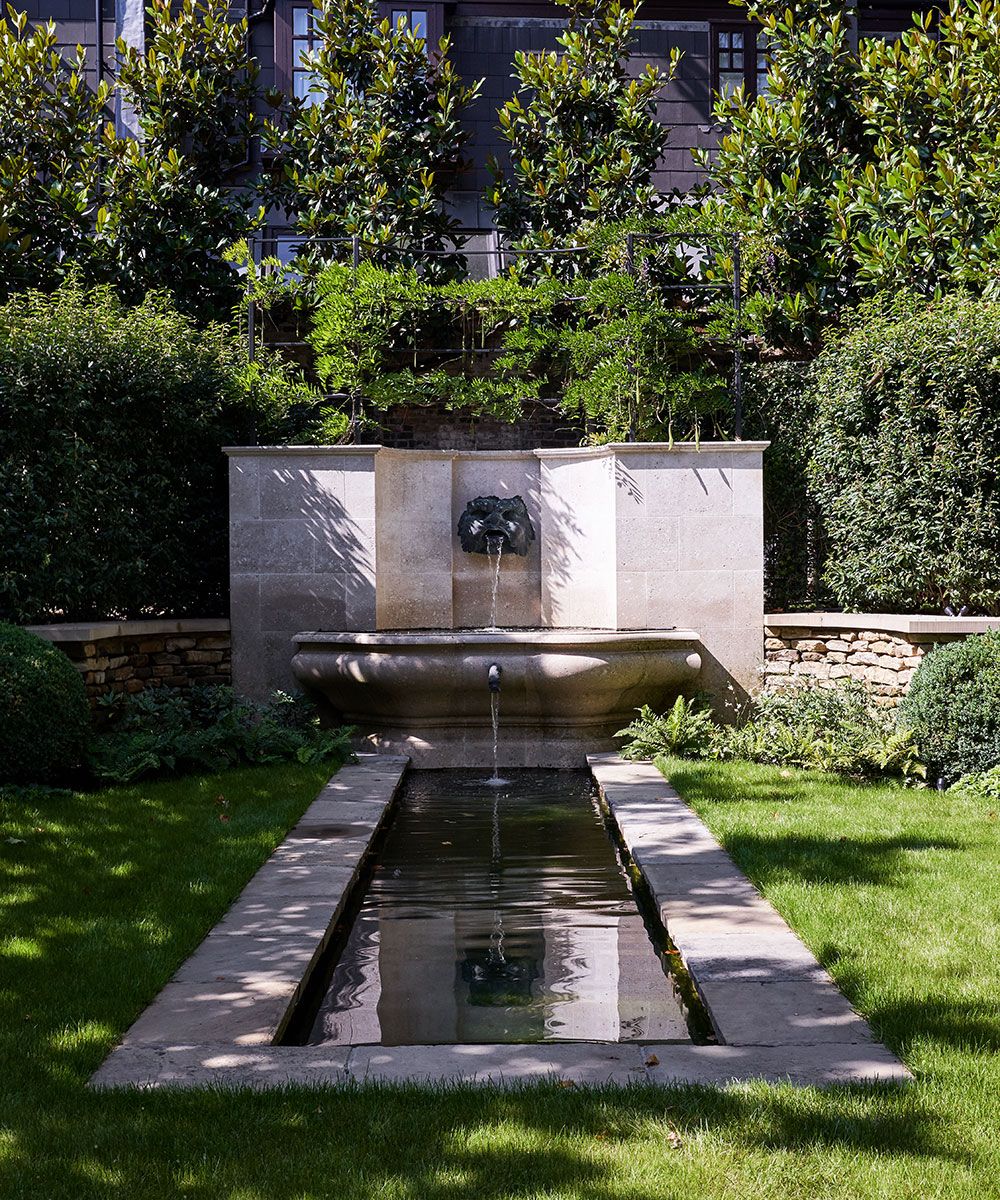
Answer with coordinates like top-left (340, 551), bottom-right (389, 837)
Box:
top-left (226, 443), bottom-right (767, 701)
top-left (25, 619), bottom-right (231, 709)
top-left (763, 613), bottom-right (1000, 705)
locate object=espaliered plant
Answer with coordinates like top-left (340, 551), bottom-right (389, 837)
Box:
top-left (262, 0), bottom-right (480, 267)
top-left (0, 11), bottom-right (108, 298)
top-left (490, 0), bottom-right (676, 252)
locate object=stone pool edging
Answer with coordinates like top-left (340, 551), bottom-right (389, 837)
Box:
top-left (91, 754), bottom-right (409, 1085)
top-left (588, 755), bottom-right (911, 1086)
top-left (92, 755), bottom-right (911, 1091)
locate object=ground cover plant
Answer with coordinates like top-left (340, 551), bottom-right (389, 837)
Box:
top-left (616, 683), bottom-right (924, 781)
top-left (0, 759), bottom-right (997, 1196)
top-left (89, 685), bottom-right (355, 783)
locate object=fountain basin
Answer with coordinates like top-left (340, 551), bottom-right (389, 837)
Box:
top-left (291, 629), bottom-right (702, 767)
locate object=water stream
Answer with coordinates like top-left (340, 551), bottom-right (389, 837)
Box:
top-left (486, 536), bottom-right (504, 630)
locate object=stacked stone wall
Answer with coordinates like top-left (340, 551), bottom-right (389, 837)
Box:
top-left (25, 620), bottom-right (231, 710)
top-left (762, 617), bottom-right (1000, 705)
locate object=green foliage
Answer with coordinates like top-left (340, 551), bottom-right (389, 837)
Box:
top-left (262, 0), bottom-right (480, 264)
top-left (0, 0), bottom-right (257, 320)
top-left (949, 764), bottom-right (1000, 803)
top-left (809, 294), bottom-right (1000, 614)
top-left (615, 697), bottom-right (717, 761)
top-left (0, 623), bottom-right (90, 784)
top-left (702, 0), bottom-right (1000, 344)
top-left (0, 11), bottom-right (108, 298)
top-left (698, 0), bottom-right (862, 343)
top-left (89, 685), bottom-right (355, 783)
top-left (742, 359), bottom-right (828, 611)
top-left (99, 0), bottom-right (261, 321)
top-left (308, 255), bottom-right (727, 440)
top-left (490, 0), bottom-right (676, 249)
top-left (617, 681), bottom-right (924, 781)
top-left (902, 632), bottom-right (1000, 784)
top-left (835, 2), bottom-right (1000, 301)
top-left (0, 280), bottom-right (312, 623)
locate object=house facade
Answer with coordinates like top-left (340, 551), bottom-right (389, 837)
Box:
top-left (29, 0), bottom-right (928, 238)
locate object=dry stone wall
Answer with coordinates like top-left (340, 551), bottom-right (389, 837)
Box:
top-left (763, 614), bottom-right (1000, 705)
top-left (25, 619), bottom-right (231, 709)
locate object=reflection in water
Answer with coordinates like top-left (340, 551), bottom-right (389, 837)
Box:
top-left (309, 770), bottom-right (690, 1046)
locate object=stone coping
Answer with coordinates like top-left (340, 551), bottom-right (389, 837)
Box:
top-left (766, 612), bottom-right (1000, 636)
top-left (26, 617), bottom-right (230, 643)
top-left (588, 754), bottom-right (911, 1085)
top-left (224, 441), bottom-right (769, 460)
top-left (293, 629), bottom-right (701, 648)
top-left (92, 754), bottom-right (909, 1091)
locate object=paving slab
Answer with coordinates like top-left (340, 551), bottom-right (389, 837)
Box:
top-left (345, 1043), bottom-right (649, 1085)
top-left (91, 1044), bottom-right (351, 1090)
top-left (170, 932), bottom-right (324, 985)
top-left (679, 933), bottom-right (829, 982)
top-left (119, 978), bottom-right (297, 1047)
top-left (641, 1043), bottom-right (912, 1086)
top-left (699, 979), bottom-right (875, 1046)
top-left (588, 754), bottom-right (910, 1083)
top-left (92, 756), bottom-right (408, 1084)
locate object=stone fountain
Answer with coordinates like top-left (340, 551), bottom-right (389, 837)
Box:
top-left (225, 443), bottom-right (766, 766)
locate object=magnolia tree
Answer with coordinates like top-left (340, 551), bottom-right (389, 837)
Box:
top-left (0, 12), bottom-right (107, 298)
top-left (0, 0), bottom-right (259, 320)
top-left (100, 0), bottom-right (261, 320)
top-left (263, 0), bottom-right (480, 264)
top-left (490, 0), bottom-right (677, 250)
top-left (704, 0), bottom-right (1000, 344)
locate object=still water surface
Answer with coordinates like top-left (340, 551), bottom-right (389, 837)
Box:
top-left (308, 770), bottom-right (690, 1045)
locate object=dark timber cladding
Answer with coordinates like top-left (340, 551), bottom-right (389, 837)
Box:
top-left (27, 0), bottom-right (936, 225)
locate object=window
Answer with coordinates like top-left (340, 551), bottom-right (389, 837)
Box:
top-left (291, 5), bottom-right (320, 103)
top-left (276, 2), bottom-right (444, 98)
top-left (711, 25), bottom-right (769, 101)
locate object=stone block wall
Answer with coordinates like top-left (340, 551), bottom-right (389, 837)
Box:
top-left (227, 442), bottom-right (768, 703)
top-left (26, 619), bottom-right (231, 708)
top-left (763, 614), bottom-right (1000, 705)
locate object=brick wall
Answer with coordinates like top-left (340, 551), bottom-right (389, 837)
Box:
top-left (763, 614), bottom-right (1000, 705)
top-left (26, 619), bottom-right (231, 708)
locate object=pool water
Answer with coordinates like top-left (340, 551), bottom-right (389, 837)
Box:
top-left (307, 770), bottom-right (691, 1046)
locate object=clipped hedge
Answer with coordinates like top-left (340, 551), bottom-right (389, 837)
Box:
top-left (901, 631), bottom-right (1000, 785)
top-left (0, 623), bottom-right (90, 783)
top-left (0, 281), bottom-right (314, 624)
top-left (809, 294), bottom-right (1000, 613)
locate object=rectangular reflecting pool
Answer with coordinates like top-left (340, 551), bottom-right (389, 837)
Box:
top-left (305, 770), bottom-right (691, 1046)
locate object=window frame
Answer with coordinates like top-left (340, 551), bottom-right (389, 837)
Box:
top-left (710, 22), bottom-right (769, 103)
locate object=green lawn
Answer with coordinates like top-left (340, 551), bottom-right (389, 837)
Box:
top-left (1, 758), bottom-right (998, 1199)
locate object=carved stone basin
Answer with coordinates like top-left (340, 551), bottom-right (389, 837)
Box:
top-left (291, 629), bottom-right (702, 767)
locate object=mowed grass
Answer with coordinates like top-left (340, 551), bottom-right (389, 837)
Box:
top-left (0, 758), bottom-right (998, 1198)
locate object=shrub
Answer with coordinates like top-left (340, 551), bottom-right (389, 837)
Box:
top-left (617, 681), bottom-right (924, 781)
top-left (901, 632), bottom-right (1000, 784)
top-left (0, 623), bottom-right (90, 784)
top-left (90, 686), bottom-right (355, 783)
top-left (809, 294), bottom-right (1000, 613)
top-left (0, 281), bottom-right (314, 624)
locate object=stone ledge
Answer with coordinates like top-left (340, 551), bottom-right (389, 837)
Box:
top-left (89, 1040), bottom-right (911, 1090)
top-left (90, 754), bottom-right (408, 1080)
top-left (26, 617), bottom-right (230, 644)
top-left (766, 612), bottom-right (1000, 637)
